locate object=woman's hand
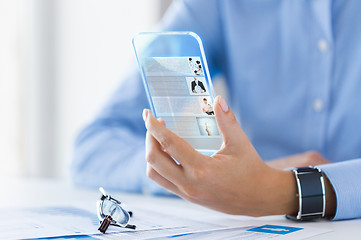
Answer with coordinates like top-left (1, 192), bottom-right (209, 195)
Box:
top-left (143, 96), bottom-right (299, 217)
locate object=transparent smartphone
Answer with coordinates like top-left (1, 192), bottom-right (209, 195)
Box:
top-left (133, 32), bottom-right (222, 153)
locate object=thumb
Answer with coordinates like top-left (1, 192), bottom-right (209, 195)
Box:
top-left (214, 96), bottom-right (247, 148)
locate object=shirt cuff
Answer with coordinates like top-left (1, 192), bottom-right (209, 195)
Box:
top-left (318, 159), bottom-right (361, 220)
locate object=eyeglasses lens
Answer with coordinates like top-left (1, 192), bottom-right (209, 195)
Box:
top-left (101, 198), bottom-right (130, 225)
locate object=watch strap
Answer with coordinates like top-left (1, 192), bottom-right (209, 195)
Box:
top-left (287, 167), bottom-right (325, 221)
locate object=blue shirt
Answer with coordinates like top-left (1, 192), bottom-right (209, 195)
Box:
top-left (72, 0), bottom-right (361, 220)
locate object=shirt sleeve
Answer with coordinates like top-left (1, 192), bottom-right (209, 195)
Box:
top-left (318, 159), bottom-right (361, 220)
top-left (71, 0), bottom-right (225, 194)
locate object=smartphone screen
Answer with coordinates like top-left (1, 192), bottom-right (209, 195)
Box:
top-left (133, 32), bottom-right (223, 152)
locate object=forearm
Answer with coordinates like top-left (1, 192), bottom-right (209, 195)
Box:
top-left (72, 126), bottom-right (143, 190)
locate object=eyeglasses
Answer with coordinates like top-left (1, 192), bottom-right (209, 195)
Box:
top-left (96, 187), bottom-right (136, 233)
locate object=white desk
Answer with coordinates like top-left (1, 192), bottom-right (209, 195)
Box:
top-left (2, 177), bottom-right (360, 239)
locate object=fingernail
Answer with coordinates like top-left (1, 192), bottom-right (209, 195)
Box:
top-left (142, 109), bottom-right (149, 121)
top-left (219, 96), bottom-right (229, 112)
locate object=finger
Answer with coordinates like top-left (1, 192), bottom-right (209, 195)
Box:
top-left (213, 96), bottom-right (246, 148)
top-left (147, 164), bottom-right (205, 205)
top-left (303, 151), bottom-right (331, 166)
top-left (143, 109), bottom-right (201, 167)
top-left (145, 128), bottom-right (184, 185)
top-left (157, 118), bottom-right (168, 152)
top-left (146, 164), bottom-right (183, 195)
top-left (158, 118), bottom-right (166, 126)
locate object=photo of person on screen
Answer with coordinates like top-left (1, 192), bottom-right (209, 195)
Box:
top-left (201, 97), bottom-right (214, 115)
top-left (186, 77), bottom-right (208, 95)
top-left (196, 117), bottom-right (219, 136)
top-left (191, 77), bottom-right (206, 93)
top-left (205, 122), bottom-right (211, 136)
top-left (188, 57), bottom-right (202, 75)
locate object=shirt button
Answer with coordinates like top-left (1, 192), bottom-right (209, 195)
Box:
top-left (313, 99), bottom-right (324, 112)
top-left (318, 39), bottom-right (328, 53)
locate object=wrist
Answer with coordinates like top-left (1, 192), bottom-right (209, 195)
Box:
top-left (260, 167), bottom-right (336, 218)
top-left (322, 173), bottom-right (336, 218)
top-left (261, 167), bottom-right (298, 216)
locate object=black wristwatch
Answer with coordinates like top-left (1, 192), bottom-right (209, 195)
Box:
top-left (286, 167), bottom-right (326, 221)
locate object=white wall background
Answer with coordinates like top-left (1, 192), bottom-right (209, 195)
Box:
top-left (0, 0), bottom-right (22, 176)
top-left (55, 0), bottom-right (168, 179)
top-left (0, 0), bottom-right (172, 179)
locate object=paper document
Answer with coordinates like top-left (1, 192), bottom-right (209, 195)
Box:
top-left (0, 206), bottom-right (331, 240)
top-left (0, 206), bottom-right (221, 240)
top-left (147, 224), bottom-right (329, 240)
